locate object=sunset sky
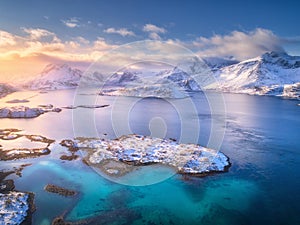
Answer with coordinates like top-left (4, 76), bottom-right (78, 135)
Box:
top-left (1, 0), bottom-right (300, 82)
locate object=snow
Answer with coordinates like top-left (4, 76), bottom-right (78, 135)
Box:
top-left (0, 191), bottom-right (29, 225)
top-left (282, 82), bottom-right (300, 98)
top-left (75, 134), bottom-right (230, 175)
top-left (0, 106), bottom-right (43, 118)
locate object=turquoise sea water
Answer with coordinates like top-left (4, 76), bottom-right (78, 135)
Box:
top-left (1, 90), bottom-right (300, 224)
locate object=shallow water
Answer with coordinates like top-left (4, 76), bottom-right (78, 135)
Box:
top-left (1, 90), bottom-right (300, 224)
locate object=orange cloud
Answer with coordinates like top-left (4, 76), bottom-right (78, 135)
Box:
top-left (0, 28), bottom-right (117, 82)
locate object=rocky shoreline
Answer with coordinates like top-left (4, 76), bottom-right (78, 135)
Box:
top-left (59, 139), bottom-right (80, 161)
top-left (0, 129), bottom-right (54, 160)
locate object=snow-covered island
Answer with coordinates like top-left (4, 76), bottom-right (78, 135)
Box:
top-left (0, 191), bottom-right (30, 225)
top-left (72, 134), bottom-right (230, 176)
top-left (0, 105), bottom-right (61, 118)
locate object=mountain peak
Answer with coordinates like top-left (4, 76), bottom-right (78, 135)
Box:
top-left (41, 63), bottom-right (74, 75)
top-left (21, 63), bottom-right (83, 90)
top-left (261, 51), bottom-right (288, 60)
top-left (259, 51), bottom-right (300, 68)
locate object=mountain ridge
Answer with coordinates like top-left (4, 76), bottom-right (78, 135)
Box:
top-left (6, 51), bottom-right (300, 99)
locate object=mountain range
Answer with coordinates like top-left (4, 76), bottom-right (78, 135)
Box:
top-left (2, 51), bottom-right (300, 99)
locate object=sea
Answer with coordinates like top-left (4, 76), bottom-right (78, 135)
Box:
top-left (0, 89), bottom-right (300, 225)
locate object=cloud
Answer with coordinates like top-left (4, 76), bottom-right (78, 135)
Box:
top-left (22, 28), bottom-right (57, 41)
top-left (104, 27), bottom-right (135, 37)
top-left (0, 27), bottom-right (118, 81)
top-left (143, 24), bottom-right (167, 40)
top-left (76, 36), bottom-right (90, 45)
top-left (192, 28), bottom-right (284, 60)
top-left (93, 37), bottom-right (117, 50)
top-left (61, 17), bottom-right (80, 28)
top-left (0, 30), bottom-right (17, 46)
top-left (143, 24), bottom-right (166, 33)
top-left (0, 27), bottom-right (294, 81)
top-left (148, 32), bottom-right (163, 40)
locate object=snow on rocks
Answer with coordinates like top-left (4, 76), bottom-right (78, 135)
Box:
top-left (282, 82), bottom-right (300, 99)
top-left (0, 191), bottom-right (29, 225)
top-left (0, 105), bottom-right (61, 118)
top-left (74, 134), bottom-right (230, 176)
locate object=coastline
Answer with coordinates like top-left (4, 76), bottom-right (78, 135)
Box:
top-left (0, 168), bottom-right (35, 225)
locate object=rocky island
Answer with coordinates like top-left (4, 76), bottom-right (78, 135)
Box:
top-left (44, 184), bottom-right (77, 197)
top-left (0, 129), bottom-right (54, 160)
top-left (71, 134), bottom-right (230, 177)
top-left (0, 105), bottom-right (61, 118)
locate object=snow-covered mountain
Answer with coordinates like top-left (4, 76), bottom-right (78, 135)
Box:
top-left (208, 51), bottom-right (300, 98)
top-left (155, 67), bottom-right (201, 91)
top-left (11, 51), bottom-right (300, 99)
top-left (104, 71), bottom-right (143, 87)
top-left (0, 83), bottom-right (15, 98)
top-left (21, 64), bottom-right (83, 90)
top-left (202, 56), bottom-right (239, 70)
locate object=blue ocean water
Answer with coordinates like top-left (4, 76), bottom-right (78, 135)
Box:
top-left (1, 90), bottom-right (300, 224)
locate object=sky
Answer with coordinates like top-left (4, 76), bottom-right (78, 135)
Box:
top-left (1, 0), bottom-right (300, 81)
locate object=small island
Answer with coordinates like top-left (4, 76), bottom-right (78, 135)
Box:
top-left (44, 184), bottom-right (77, 197)
top-left (0, 105), bottom-right (61, 118)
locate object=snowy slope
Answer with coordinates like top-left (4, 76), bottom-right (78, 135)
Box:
top-left (0, 83), bottom-right (16, 98)
top-left (22, 64), bottom-right (83, 90)
top-left (155, 67), bottom-right (201, 91)
top-left (208, 52), bottom-right (300, 98)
